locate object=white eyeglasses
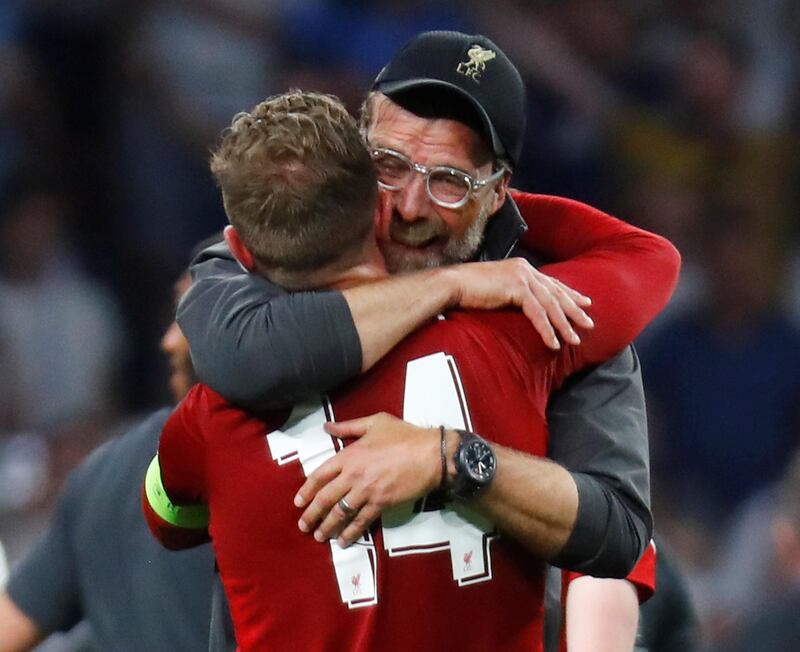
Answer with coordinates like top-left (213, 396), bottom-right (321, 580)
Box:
top-left (369, 147), bottom-right (506, 209)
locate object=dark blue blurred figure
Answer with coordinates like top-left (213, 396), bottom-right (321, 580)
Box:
top-left (277, 0), bottom-right (473, 111)
top-left (641, 206), bottom-right (800, 543)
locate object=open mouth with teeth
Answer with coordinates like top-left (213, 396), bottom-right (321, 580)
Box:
top-left (389, 219), bottom-right (446, 248)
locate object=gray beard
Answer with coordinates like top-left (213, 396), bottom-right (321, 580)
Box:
top-left (381, 201), bottom-right (492, 273)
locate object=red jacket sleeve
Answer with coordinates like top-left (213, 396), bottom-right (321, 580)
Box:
top-left (509, 191), bottom-right (681, 370)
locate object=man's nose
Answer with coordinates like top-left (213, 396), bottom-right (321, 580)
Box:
top-left (394, 174), bottom-right (431, 222)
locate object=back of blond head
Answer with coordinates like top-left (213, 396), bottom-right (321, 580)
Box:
top-left (211, 91), bottom-right (377, 287)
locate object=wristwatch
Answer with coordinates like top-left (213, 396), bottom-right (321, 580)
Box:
top-left (450, 429), bottom-right (497, 499)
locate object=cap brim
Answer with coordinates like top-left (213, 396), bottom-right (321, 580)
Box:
top-left (376, 79), bottom-right (506, 161)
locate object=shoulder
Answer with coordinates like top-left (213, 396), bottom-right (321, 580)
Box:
top-left (67, 408), bottom-right (172, 488)
top-left (445, 310), bottom-right (543, 354)
top-left (175, 383), bottom-right (289, 440)
top-left (113, 408), bottom-right (173, 452)
top-left (392, 310), bottom-right (546, 370)
top-left (40, 408), bottom-right (173, 536)
top-left (172, 384), bottom-right (228, 422)
top-left (509, 190), bottom-right (599, 217)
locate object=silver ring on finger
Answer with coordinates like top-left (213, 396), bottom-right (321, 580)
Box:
top-left (338, 496), bottom-right (358, 516)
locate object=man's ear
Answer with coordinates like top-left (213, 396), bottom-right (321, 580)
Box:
top-left (224, 225), bottom-right (257, 272)
top-left (490, 171), bottom-right (510, 215)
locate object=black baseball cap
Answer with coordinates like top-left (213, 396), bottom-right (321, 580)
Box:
top-left (372, 31), bottom-right (526, 167)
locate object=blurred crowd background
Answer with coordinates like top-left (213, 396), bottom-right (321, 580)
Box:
top-left (0, 0), bottom-right (798, 649)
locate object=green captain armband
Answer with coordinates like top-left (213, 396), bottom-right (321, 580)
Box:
top-left (145, 455), bottom-right (210, 529)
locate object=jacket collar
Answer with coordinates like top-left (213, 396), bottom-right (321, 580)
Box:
top-left (477, 196), bottom-right (527, 262)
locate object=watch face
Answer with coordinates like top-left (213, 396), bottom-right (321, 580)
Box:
top-left (464, 440), bottom-right (496, 482)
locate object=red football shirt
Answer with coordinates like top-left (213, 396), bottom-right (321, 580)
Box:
top-left (146, 196), bottom-right (679, 651)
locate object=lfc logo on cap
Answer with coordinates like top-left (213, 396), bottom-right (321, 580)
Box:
top-left (456, 45), bottom-right (496, 83)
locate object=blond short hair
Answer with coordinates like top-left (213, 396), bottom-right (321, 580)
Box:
top-left (211, 90), bottom-right (377, 287)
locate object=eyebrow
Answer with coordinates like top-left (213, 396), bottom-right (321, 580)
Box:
top-left (370, 142), bottom-right (476, 178)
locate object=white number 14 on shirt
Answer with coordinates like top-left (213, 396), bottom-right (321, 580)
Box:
top-left (266, 352), bottom-right (497, 609)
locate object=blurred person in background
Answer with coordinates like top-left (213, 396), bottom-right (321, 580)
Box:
top-left (480, 2), bottom-right (797, 323)
top-left (610, 25), bottom-right (794, 233)
top-left (0, 177), bottom-right (123, 433)
top-left (710, 449), bottom-right (800, 652)
top-left (115, 0), bottom-right (279, 261)
top-left (277, 0), bottom-right (473, 107)
top-left (640, 201), bottom-right (800, 626)
top-left (0, 45), bottom-right (63, 195)
top-left (0, 266), bottom-right (215, 652)
top-left (609, 21), bottom-right (797, 358)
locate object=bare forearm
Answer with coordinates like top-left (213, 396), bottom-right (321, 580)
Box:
top-left (469, 441), bottom-right (579, 559)
top-left (565, 577), bottom-right (639, 651)
top-left (0, 592), bottom-right (43, 652)
top-left (343, 269), bottom-right (458, 372)
top-left (345, 258), bottom-right (594, 372)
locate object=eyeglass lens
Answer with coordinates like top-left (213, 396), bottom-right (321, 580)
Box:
top-left (371, 150), bottom-right (471, 205)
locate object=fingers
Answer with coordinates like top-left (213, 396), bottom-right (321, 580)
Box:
top-left (297, 473), bottom-right (350, 538)
top-left (530, 276), bottom-right (581, 346)
top-left (520, 296), bottom-right (560, 350)
top-left (324, 412), bottom-right (398, 439)
top-left (296, 413), bottom-right (432, 546)
top-left (337, 506), bottom-right (380, 548)
top-left (297, 474), bottom-right (380, 547)
top-left (324, 417), bottom-right (372, 438)
top-left (313, 488), bottom-right (363, 543)
top-left (537, 280), bottom-right (592, 342)
top-left (551, 279), bottom-right (594, 328)
top-left (313, 486), bottom-right (375, 546)
top-left (295, 457), bottom-right (341, 508)
top-left (521, 269), bottom-right (580, 347)
top-left (555, 278), bottom-right (593, 308)
top-left (510, 261), bottom-right (595, 347)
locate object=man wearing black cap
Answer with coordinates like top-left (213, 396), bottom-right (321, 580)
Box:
top-left (371, 31), bottom-right (526, 168)
top-left (177, 31), bottom-right (653, 579)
